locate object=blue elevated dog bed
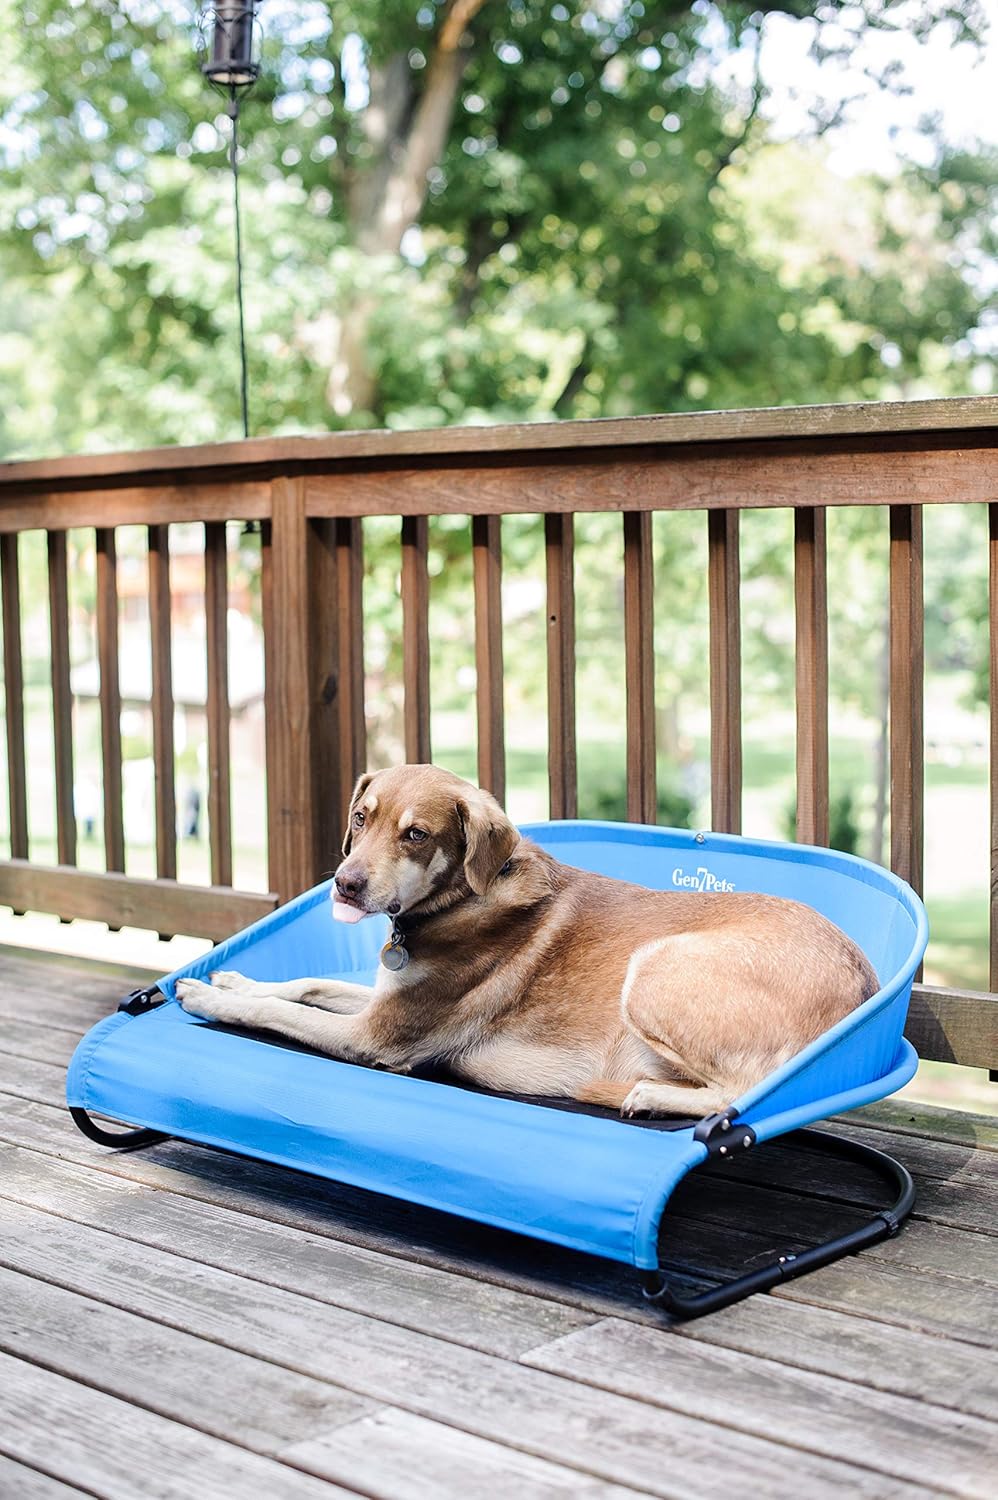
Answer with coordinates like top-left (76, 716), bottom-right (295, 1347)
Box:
top-left (66, 822), bottom-right (928, 1318)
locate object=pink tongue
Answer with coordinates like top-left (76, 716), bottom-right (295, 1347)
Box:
top-left (332, 900), bottom-right (368, 925)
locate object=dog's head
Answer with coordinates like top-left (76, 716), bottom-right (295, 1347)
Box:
top-left (334, 764), bottom-right (520, 920)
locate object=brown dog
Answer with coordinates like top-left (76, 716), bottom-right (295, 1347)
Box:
top-left (176, 764), bottom-right (877, 1117)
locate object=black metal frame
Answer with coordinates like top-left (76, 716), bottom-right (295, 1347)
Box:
top-left (639, 1126), bottom-right (915, 1320)
top-left (68, 1107), bottom-right (169, 1152)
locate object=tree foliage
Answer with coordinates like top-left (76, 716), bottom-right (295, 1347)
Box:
top-left (0, 0), bottom-right (994, 456)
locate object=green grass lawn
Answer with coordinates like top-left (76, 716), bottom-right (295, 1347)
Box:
top-left (922, 892), bottom-right (990, 991)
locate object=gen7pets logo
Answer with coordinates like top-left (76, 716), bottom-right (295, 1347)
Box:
top-left (671, 866), bottom-right (736, 893)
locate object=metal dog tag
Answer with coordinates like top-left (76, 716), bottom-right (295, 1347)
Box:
top-left (381, 941), bottom-right (409, 971)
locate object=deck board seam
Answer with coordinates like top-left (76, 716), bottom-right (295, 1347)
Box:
top-left (0, 1446), bottom-right (102, 1500)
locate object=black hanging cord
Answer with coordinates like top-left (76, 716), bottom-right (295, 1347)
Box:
top-left (228, 91), bottom-right (250, 440)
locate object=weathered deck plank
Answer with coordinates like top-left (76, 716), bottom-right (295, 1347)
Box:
top-left (0, 1265), bottom-right (375, 1453)
top-left (0, 1454), bottom-right (90, 1499)
top-left (0, 1353), bottom-right (359, 1500)
top-left (0, 1201), bottom-right (935, 1499)
top-left (280, 1407), bottom-right (646, 1500)
top-left (525, 1319), bottom-right (996, 1497)
top-left (0, 1142), bottom-right (592, 1357)
top-left (1, 947), bottom-right (996, 1500)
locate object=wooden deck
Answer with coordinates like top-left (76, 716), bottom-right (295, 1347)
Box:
top-left (0, 945), bottom-right (995, 1500)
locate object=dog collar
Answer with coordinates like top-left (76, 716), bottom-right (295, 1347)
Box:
top-left (381, 920), bottom-right (409, 971)
top-left (380, 862), bottom-right (513, 971)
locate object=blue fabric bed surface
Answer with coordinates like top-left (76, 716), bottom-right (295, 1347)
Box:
top-left (66, 822), bottom-right (928, 1272)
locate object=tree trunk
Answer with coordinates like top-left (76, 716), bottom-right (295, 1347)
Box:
top-left (324, 0), bottom-right (489, 419)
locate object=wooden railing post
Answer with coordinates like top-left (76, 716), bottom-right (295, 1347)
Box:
top-left (264, 478), bottom-right (319, 903)
top-left (263, 490), bottom-right (365, 898)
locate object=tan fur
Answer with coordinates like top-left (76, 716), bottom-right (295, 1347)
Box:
top-left (177, 764), bottom-right (879, 1118)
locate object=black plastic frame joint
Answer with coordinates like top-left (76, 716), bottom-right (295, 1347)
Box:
top-left (693, 1106), bottom-right (756, 1159)
top-left (118, 985), bottom-right (165, 1015)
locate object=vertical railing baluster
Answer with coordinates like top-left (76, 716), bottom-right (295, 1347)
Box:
top-left (472, 515), bottom-right (505, 804)
top-left (308, 518), bottom-right (344, 875)
top-left (794, 507), bottom-right (829, 846)
top-left (708, 509), bottom-right (742, 834)
top-left (95, 528), bottom-right (125, 873)
top-left (263, 479), bottom-right (313, 902)
top-left (889, 505), bottom-right (924, 894)
top-left (544, 513), bottom-right (577, 819)
top-left (48, 531), bottom-right (77, 868)
top-left (623, 511), bottom-right (656, 823)
top-left (147, 524), bottom-right (176, 882)
top-left (205, 521), bottom-right (232, 888)
top-left (336, 517), bottom-right (366, 836)
top-left (984, 510), bottom-right (990, 990)
top-left (401, 515), bottom-right (432, 764)
top-left (0, 533), bottom-right (28, 864)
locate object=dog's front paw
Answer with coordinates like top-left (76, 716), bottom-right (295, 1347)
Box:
top-left (209, 970), bottom-right (257, 994)
top-left (620, 1080), bottom-right (663, 1119)
top-left (176, 977), bottom-right (246, 1026)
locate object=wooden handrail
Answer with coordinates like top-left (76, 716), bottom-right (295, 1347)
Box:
top-left (2, 395), bottom-right (995, 489)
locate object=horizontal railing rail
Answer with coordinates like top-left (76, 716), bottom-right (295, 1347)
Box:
top-left (0, 396), bottom-right (996, 1071)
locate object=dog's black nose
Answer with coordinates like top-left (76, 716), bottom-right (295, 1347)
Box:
top-left (335, 868), bottom-right (367, 901)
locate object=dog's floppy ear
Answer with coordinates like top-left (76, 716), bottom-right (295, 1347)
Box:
top-left (456, 788), bottom-right (519, 895)
top-left (341, 771), bottom-right (376, 855)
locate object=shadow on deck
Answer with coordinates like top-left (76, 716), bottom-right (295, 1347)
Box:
top-left (0, 943), bottom-right (995, 1499)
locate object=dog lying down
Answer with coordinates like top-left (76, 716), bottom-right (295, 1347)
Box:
top-left (177, 764), bottom-right (877, 1119)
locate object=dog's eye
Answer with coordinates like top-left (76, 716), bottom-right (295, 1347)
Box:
top-left (406, 827), bottom-right (428, 843)
top-left (353, 810), bottom-right (366, 829)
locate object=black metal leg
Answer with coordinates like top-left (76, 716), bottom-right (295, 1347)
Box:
top-left (69, 1107), bottom-right (170, 1152)
top-left (640, 1128), bottom-right (916, 1320)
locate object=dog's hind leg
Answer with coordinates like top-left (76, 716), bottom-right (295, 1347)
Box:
top-left (574, 1078), bottom-right (634, 1110)
top-left (617, 934), bottom-right (781, 1118)
top-left (620, 1077), bottom-right (734, 1119)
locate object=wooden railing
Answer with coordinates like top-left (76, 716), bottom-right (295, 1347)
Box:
top-left (1, 397), bottom-right (996, 1073)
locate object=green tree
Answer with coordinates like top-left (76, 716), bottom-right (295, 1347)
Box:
top-left (0, 0), bottom-right (993, 456)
